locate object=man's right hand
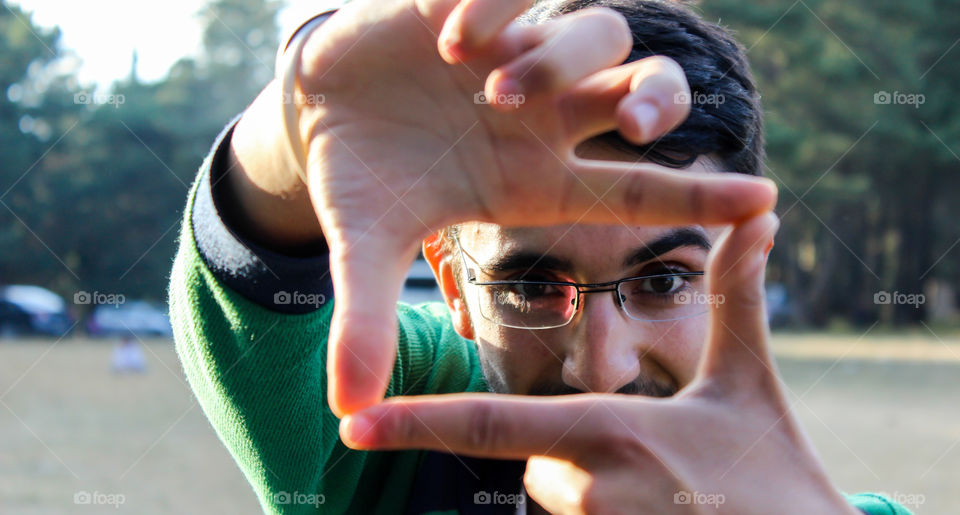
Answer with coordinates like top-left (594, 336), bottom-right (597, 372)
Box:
top-left (227, 0), bottom-right (778, 417)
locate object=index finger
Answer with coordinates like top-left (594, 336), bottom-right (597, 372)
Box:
top-left (562, 160), bottom-right (778, 226)
top-left (339, 393), bottom-right (652, 461)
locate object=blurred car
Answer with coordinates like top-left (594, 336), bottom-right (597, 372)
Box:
top-left (399, 259), bottom-right (443, 305)
top-left (86, 300), bottom-right (173, 337)
top-left (0, 285), bottom-right (74, 337)
top-left (765, 282), bottom-right (796, 328)
top-left (0, 299), bottom-right (33, 336)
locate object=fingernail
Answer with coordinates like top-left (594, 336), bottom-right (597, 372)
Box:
top-left (494, 75), bottom-right (524, 99)
top-left (631, 102), bottom-right (659, 142)
top-left (341, 413), bottom-right (373, 446)
top-left (439, 30), bottom-right (462, 62)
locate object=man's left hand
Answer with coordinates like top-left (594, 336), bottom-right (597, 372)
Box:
top-left (339, 212), bottom-right (858, 514)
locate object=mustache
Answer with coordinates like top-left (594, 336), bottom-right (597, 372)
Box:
top-left (527, 378), bottom-right (677, 398)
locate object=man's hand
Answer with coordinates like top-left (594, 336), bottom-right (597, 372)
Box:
top-left (338, 212), bottom-right (858, 515)
top-left (287, 0), bottom-right (777, 417)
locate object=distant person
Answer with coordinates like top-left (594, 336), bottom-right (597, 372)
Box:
top-left (111, 335), bottom-right (146, 374)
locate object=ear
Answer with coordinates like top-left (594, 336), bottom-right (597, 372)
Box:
top-left (423, 233), bottom-right (475, 340)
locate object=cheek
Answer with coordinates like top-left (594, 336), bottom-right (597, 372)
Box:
top-left (473, 323), bottom-right (563, 391)
top-left (653, 317), bottom-right (709, 386)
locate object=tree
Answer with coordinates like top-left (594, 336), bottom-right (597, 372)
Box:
top-left (701, 0), bottom-right (959, 327)
top-left (0, 0), bottom-right (282, 309)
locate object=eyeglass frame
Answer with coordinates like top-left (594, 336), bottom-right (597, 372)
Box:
top-left (451, 232), bottom-right (707, 329)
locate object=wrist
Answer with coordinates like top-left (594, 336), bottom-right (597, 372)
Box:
top-left (275, 10), bottom-right (338, 181)
top-left (225, 87), bottom-right (325, 253)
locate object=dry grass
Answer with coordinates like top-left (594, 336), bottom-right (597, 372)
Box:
top-left (1, 333), bottom-right (957, 514)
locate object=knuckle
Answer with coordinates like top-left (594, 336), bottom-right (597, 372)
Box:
top-left (510, 55), bottom-right (556, 93)
top-left (611, 429), bottom-right (653, 463)
top-left (688, 180), bottom-right (704, 223)
top-left (591, 404), bottom-right (649, 457)
top-left (731, 279), bottom-right (766, 311)
top-left (645, 55), bottom-right (685, 80)
top-left (632, 56), bottom-right (689, 99)
top-left (467, 402), bottom-right (503, 453)
top-left (453, 13), bottom-right (484, 50)
top-left (373, 406), bottom-right (414, 446)
top-left (580, 484), bottom-right (624, 515)
top-left (620, 170), bottom-right (648, 215)
top-left (581, 7), bottom-right (633, 56)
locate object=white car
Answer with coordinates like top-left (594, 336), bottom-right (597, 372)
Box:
top-left (399, 259), bottom-right (443, 305)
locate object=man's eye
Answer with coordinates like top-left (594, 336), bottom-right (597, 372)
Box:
top-left (513, 283), bottom-right (561, 299)
top-left (635, 275), bottom-right (685, 295)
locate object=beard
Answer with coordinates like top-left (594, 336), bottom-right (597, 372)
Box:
top-left (478, 354), bottom-right (678, 398)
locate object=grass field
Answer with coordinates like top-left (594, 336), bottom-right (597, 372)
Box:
top-left (1, 333), bottom-right (958, 514)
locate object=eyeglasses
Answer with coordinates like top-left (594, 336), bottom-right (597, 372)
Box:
top-left (453, 234), bottom-right (711, 330)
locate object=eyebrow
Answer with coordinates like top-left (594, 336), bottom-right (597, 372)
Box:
top-left (622, 227), bottom-right (711, 268)
top-left (482, 251), bottom-right (573, 275)
top-left (479, 227), bottom-right (711, 275)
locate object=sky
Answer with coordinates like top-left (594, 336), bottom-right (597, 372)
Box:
top-left (10, 0), bottom-right (341, 88)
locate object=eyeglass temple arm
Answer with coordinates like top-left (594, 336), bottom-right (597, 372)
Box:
top-left (451, 232), bottom-right (478, 283)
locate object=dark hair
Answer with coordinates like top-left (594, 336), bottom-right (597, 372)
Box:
top-left (438, 0), bottom-right (764, 268)
top-left (521, 0), bottom-right (764, 176)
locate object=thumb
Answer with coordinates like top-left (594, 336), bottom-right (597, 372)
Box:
top-left (326, 235), bottom-right (418, 417)
top-left (697, 211), bottom-right (780, 389)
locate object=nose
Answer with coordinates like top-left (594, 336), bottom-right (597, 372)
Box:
top-left (561, 290), bottom-right (640, 393)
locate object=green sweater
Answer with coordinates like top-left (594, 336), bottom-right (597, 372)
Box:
top-left (169, 122), bottom-right (913, 514)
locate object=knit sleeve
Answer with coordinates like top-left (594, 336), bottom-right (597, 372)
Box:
top-left (845, 492), bottom-right (915, 515)
top-left (168, 118), bottom-right (485, 514)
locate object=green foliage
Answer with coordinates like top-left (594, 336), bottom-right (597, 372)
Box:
top-left (0, 0), bottom-right (280, 308)
top-left (701, 0), bottom-right (960, 326)
top-left (1, 0), bottom-right (956, 326)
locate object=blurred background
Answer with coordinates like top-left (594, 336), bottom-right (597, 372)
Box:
top-left (0, 0), bottom-right (957, 513)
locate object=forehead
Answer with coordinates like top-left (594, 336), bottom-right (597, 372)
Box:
top-left (458, 223), bottom-right (720, 271)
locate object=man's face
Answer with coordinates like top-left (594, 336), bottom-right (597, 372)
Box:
top-left (438, 153), bottom-right (726, 398)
